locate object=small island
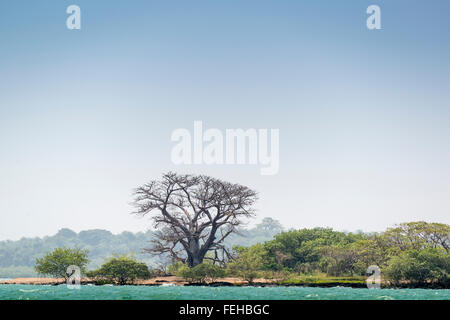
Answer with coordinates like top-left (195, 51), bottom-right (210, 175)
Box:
top-left (1, 173), bottom-right (449, 291)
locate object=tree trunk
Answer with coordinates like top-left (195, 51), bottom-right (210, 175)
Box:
top-left (187, 237), bottom-right (204, 267)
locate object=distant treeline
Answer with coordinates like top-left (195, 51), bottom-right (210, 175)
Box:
top-left (0, 218), bottom-right (284, 278)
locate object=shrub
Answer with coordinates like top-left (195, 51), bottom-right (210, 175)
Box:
top-left (87, 255), bottom-right (151, 285)
top-left (177, 263), bottom-right (225, 284)
top-left (35, 247), bottom-right (89, 280)
top-left (167, 261), bottom-right (186, 275)
top-left (385, 248), bottom-right (450, 286)
top-left (226, 245), bottom-right (264, 284)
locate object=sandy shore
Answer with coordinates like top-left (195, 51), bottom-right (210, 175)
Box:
top-left (1, 277), bottom-right (445, 289)
top-left (0, 276), bottom-right (271, 286)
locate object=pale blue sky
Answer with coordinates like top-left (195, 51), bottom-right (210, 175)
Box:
top-left (1, 1), bottom-right (450, 240)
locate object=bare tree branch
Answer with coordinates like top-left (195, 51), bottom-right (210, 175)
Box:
top-left (132, 172), bottom-right (258, 266)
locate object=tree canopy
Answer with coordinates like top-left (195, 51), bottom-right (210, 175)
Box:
top-left (35, 247), bottom-right (89, 280)
top-left (132, 172), bottom-right (258, 267)
top-left (226, 244), bottom-right (265, 284)
top-left (87, 255), bottom-right (151, 285)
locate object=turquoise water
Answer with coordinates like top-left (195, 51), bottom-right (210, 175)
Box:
top-left (0, 285), bottom-right (449, 300)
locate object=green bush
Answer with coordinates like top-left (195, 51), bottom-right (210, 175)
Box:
top-left (385, 248), bottom-right (450, 286)
top-left (226, 245), bottom-right (264, 284)
top-left (167, 261), bottom-right (186, 275)
top-left (35, 247), bottom-right (89, 279)
top-left (178, 263), bottom-right (225, 284)
top-left (87, 255), bottom-right (151, 285)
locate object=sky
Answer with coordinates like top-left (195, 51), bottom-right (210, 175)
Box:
top-left (1, 0), bottom-right (450, 240)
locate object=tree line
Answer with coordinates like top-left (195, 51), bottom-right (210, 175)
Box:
top-left (0, 218), bottom-right (282, 278)
top-left (224, 221), bottom-right (449, 287)
top-left (33, 221), bottom-right (449, 287)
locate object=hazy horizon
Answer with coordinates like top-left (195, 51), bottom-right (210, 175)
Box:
top-left (0, 214), bottom-right (397, 242)
top-left (1, 1), bottom-right (450, 241)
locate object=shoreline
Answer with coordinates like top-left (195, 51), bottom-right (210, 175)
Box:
top-left (1, 277), bottom-right (448, 289)
top-left (0, 276), bottom-right (364, 287)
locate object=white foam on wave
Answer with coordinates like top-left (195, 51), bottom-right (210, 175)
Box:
top-left (19, 289), bottom-right (40, 293)
top-left (161, 283), bottom-right (175, 287)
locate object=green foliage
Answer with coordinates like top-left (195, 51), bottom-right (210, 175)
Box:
top-left (345, 238), bottom-right (391, 273)
top-left (7, 220), bottom-right (450, 287)
top-left (226, 244), bottom-right (265, 284)
top-left (35, 247), bottom-right (89, 279)
top-left (262, 228), bottom-right (364, 271)
top-left (0, 220), bottom-right (281, 278)
top-left (87, 255), bottom-right (151, 285)
top-left (225, 221), bottom-right (449, 287)
top-left (177, 263), bottom-right (226, 284)
top-left (167, 261), bottom-right (186, 275)
top-left (385, 248), bottom-right (450, 286)
top-left (382, 221), bottom-right (450, 252)
top-left (278, 274), bottom-right (366, 286)
top-left (319, 245), bottom-right (359, 276)
top-left (318, 238), bottom-right (389, 276)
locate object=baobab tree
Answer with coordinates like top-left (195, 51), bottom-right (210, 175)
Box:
top-left (132, 172), bottom-right (258, 267)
